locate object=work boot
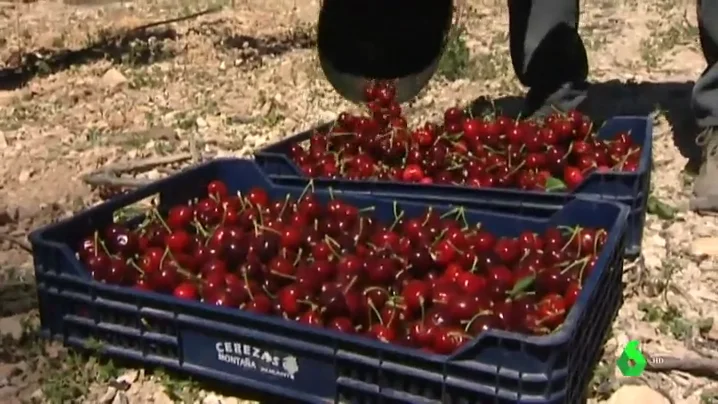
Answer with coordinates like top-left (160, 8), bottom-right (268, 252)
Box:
top-left (690, 128), bottom-right (718, 213)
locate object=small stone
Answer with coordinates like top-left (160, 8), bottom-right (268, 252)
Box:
top-left (111, 391), bottom-right (129, 404)
top-left (30, 388), bottom-right (43, 400)
top-left (101, 68), bottom-right (128, 88)
top-left (690, 237), bottom-right (718, 257)
top-left (99, 387), bottom-right (117, 403)
top-left (607, 385), bottom-right (670, 404)
top-left (107, 112), bottom-right (126, 130)
top-left (196, 117), bottom-right (208, 128)
top-left (17, 169), bottom-right (33, 183)
top-left (0, 131), bottom-right (7, 148)
top-left (116, 370), bottom-right (138, 385)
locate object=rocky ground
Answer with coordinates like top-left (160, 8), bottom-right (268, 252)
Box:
top-left (1, 0), bottom-right (718, 403)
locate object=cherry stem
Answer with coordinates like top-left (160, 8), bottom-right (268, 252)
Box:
top-left (389, 211), bottom-right (404, 232)
top-left (293, 248), bottom-right (304, 266)
top-left (328, 187), bottom-right (335, 201)
top-left (559, 225), bottom-right (582, 252)
top-left (159, 247), bottom-right (170, 269)
top-left (560, 255), bottom-right (591, 275)
top-left (368, 300), bottom-right (383, 326)
top-left (323, 236), bottom-right (342, 259)
top-left (421, 207), bottom-right (433, 226)
top-left (432, 228), bottom-right (449, 246)
top-left (584, 121), bottom-right (594, 140)
top-left (219, 202), bottom-right (229, 225)
top-left (256, 225), bottom-right (282, 236)
top-left (278, 194), bottom-right (291, 218)
top-left (241, 269), bottom-right (254, 301)
top-left (151, 208), bottom-right (171, 232)
top-left (463, 310), bottom-right (493, 333)
top-left (446, 240), bottom-right (463, 254)
top-left (193, 220), bottom-right (210, 238)
top-left (270, 271), bottom-right (296, 281)
top-left (440, 206), bottom-right (461, 219)
top-left (611, 147), bottom-right (640, 170)
top-left (482, 144), bottom-right (504, 155)
top-left (342, 275), bottom-right (358, 295)
top-left (98, 240), bottom-right (113, 257)
top-left (354, 218), bottom-right (364, 247)
top-left (298, 179), bottom-right (315, 203)
top-left (507, 161), bottom-right (526, 177)
top-left (561, 142), bottom-right (573, 160)
top-left (519, 248), bottom-right (532, 263)
top-left (358, 206), bottom-right (375, 213)
top-left (235, 192), bottom-right (247, 210)
top-left (457, 207), bottom-right (468, 229)
top-left (469, 255), bottom-right (479, 273)
top-left (363, 286), bottom-right (389, 295)
top-left (128, 260), bottom-right (145, 275)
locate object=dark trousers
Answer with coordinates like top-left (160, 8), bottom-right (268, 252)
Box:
top-left (509, 0), bottom-right (718, 129)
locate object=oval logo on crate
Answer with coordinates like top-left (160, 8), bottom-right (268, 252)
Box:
top-left (215, 341), bottom-right (299, 380)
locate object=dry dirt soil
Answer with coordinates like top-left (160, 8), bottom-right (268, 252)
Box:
top-left (1, 0), bottom-right (718, 403)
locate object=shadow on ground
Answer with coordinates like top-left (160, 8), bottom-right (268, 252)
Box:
top-left (470, 80), bottom-right (699, 170)
top-left (0, 23), bottom-right (317, 91)
top-left (0, 28), bottom-right (178, 91)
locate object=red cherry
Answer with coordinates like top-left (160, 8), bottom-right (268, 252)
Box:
top-left (564, 282), bottom-right (581, 309)
top-left (207, 180), bottom-right (229, 198)
top-left (174, 281), bottom-right (199, 300)
top-left (432, 327), bottom-right (468, 354)
top-left (563, 166), bottom-right (584, 190)
top-left (369, 324), bottom-right (397, 343)
top-left (536, 293), bottom-right (567, 329)
top-left (402, 164), bottom-right (425, 182)
top-left (166, 230), bottom-right (192, 253)
top-left (245, 187), bottom-right (269, 207)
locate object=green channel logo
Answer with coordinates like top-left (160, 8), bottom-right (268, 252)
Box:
top-left (616, 340), bottom-right (648, 377)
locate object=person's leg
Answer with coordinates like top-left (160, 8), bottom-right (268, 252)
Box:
top-left (507, 0), bottom-right (589, 117)
top-left (690, 0), bottom-right (718, 212)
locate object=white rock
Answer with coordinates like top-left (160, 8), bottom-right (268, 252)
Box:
top-left (31, 388), bottom-right (43, 400)
top-left (101, 68), bottom-right (128, 88)
top-left (607, 385), bottom-right (670, 404)
top-left (18, 169), bottom-right (33, 183)
top-left (690, 237), bottom-right (718, 257)
top-left (116, 370), bottom-right (138, 385)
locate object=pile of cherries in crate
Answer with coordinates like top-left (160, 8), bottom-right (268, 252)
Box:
top-left (287, 81), bottom-right (642, 191)
top-left (77, 181), bottom-right (608, 354)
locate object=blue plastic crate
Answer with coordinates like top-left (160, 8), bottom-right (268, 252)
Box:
top-left (255, 116), bottom-right (651, 257)
top-left (29, 158), bottom-right (627, 404)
